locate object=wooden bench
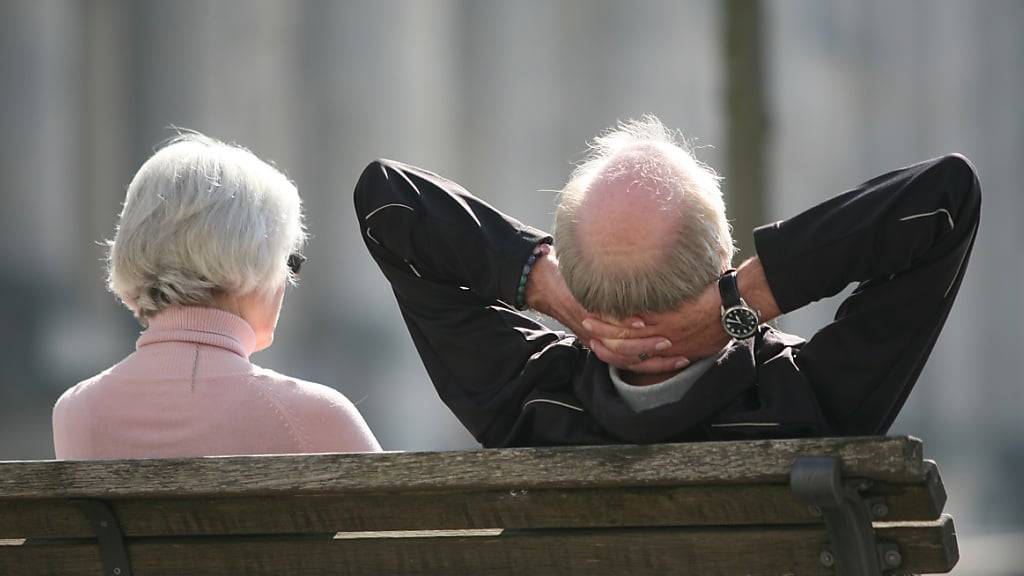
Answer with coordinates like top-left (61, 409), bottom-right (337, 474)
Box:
top-left (0, 436), bottom-right (956, 575)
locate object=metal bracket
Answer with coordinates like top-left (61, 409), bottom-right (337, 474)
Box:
top-left (790, 456), bottom-right (901, 575)
top-left (74, 499), bottom-right (134, 576)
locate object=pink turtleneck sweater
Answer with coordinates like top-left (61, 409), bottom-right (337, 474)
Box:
top-left (52, 307), bottom-right (381, 460)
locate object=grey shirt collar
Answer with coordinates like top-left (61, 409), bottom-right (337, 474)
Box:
top-left (609, 352), bottom-right (722, 413)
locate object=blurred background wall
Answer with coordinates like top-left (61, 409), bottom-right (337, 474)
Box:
top-left (0, 1), bottom-right (1021, 572)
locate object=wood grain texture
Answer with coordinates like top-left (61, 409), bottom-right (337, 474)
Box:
top-left (0, 475), bottom-right (946, 539)
top-left (0, 437), bottom-right (950, 574)
top-left (875, 516), bottom-right (959, 571)
top-left (921, 460), bottom-right (948, 514)
top-left (0, 517), bottom-right (958, 576)
top-left (0, 436), bottom-right (925, 500)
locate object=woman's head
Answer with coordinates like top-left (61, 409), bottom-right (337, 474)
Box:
top-left (108, 133), bottom-right (306, 345)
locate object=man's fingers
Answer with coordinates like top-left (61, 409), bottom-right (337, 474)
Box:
top-left (581, 318), bottom-right (632, 339)
top-left (581, 317), bottom-right (658, 339)
top-left (589, 340), bottom-right (690, 375)
top-left (588, 339), bottom-right (641, 368)
top-left (622, 316), bottom-right (647, 329)
top-left (626, 355), bottom-right (691, 374)
top-left (599, 337), bottom-right (673, 357)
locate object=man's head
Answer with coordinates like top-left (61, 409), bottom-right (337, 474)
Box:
top-left (553, 117), bottom-right (733, 318)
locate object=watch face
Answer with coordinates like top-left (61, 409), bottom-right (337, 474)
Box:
top-left (722, 307), bottom-right (759, 338)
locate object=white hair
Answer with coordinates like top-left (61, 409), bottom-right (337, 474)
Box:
top-left (553, 116), bottom-right (733, 317)
top-left (107, 133), bottom-right (306, 321)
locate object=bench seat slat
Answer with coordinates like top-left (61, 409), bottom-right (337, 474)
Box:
top-left (0, 517), bottom-right (958, 576)
top-left (0, 468), bottom-right (946, 538)
top-left (0, 437), bottom-right (925, 499)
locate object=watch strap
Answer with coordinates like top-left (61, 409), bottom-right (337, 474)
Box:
top-left (718, 269), bottom-right (741, 309)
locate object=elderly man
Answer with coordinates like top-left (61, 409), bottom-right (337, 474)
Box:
top-left (355, 117), bottom-right (980, 447)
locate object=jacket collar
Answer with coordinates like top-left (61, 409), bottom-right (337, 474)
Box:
top-left (136, 307), bottom-right (257, 359)
top-left (577, 337), bottom-right (758, 443)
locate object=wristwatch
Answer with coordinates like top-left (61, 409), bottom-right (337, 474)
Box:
top-left (719, 269), bottom-right (760, 339)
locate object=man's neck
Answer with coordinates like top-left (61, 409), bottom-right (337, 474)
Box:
top-left (609, 354), bottom-right (721, 413)
top-left (620, 368), bottom-right (687, 386)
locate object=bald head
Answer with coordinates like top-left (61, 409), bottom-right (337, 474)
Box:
top-left (576, 144), bottom-right (689, 273)
top-left (554, 118), bottom-right (732, 318)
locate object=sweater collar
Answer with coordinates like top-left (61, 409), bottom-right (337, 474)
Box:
top-left (136, 307), bottom-right (257, 359)
top-left (609, 353), bottom-right (720, 413)
top-left (578, 337), bottom-right (757, 443)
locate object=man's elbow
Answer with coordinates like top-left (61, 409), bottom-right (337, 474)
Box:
top-left (353, 159), bottom-right (393, 218)
top-left (937, 152), bottom-right (982, 204)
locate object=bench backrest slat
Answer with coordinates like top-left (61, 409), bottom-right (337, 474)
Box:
top-left (0, 517), bottom-right (959, 576)
top-left (0, 436), bottom-right (957, 575)
top-left (0, 436), bottom-right (925, 499)
top-left (0, 468), bottom-right (944, 539)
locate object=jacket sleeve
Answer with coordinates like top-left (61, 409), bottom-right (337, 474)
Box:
top-left (753, 153), bottom-right (981, 434)
top-left (353, 159), bottom-right (575, 446)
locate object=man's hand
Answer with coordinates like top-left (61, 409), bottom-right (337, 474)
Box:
top-left (525, 245), bottom-right (690, 372)
top-left (582, 280), bottom-right (727, 371)
top-left (583, 257), bottom-right (782, 373)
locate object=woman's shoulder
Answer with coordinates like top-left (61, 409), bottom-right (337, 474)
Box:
top-left (249, 366), bottom-right (381, 452)
top-left (52, 369), bottom-right (118, 459)
top-left (54, 369), bottom-right (115, 415)
top-left (249, 366), bottom-right (360, 412)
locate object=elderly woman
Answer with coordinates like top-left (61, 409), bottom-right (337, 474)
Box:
top-left (52, 134), bottom-right (380, 459)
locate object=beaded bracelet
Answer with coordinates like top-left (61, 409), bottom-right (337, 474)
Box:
top-left (515, 243), bottom-right (551, 310)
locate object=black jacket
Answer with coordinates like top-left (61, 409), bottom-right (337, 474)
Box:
top-left (354, 154), bottom-right (980, 447)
